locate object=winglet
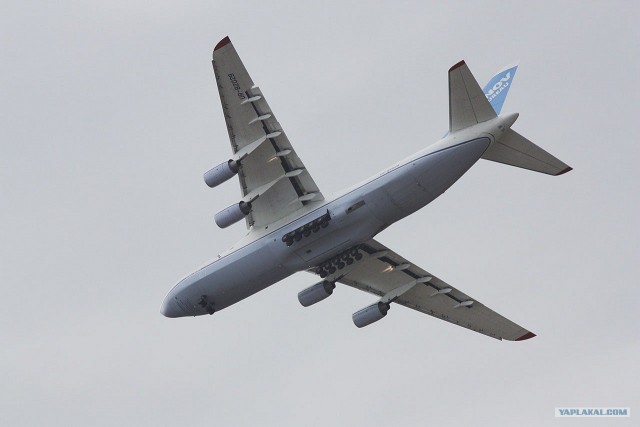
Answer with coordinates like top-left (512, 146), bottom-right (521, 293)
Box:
top-left (214, 36), bottom-right (231, 52)
top-left (515, 331), bottom-right (537, 341)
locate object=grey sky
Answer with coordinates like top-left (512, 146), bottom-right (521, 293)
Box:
top-left (2, 1), bottom-right (638, 425)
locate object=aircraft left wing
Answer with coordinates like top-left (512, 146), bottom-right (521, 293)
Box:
top-left (324, 239), bottom-right (535, 341)
top-left (211, 37), bottom-right (324, 229)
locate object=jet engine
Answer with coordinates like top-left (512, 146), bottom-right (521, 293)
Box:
top-left (203, 160), bottom-right (240, 188)
top-left (352, 302), bottom-right (390, 328)
top-left (298, 281), bottom-right (335, 307)
top-left (214, 201), bottom-right (251, 228)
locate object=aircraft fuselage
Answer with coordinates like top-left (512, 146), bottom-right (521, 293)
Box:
top-left (160, 115), bottom-right (517, 318)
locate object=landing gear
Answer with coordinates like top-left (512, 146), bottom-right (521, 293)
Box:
top-left (197, 295), bottom-right (208, 308)
top-left (206, 303), bottom-right (215, 315)
top-left (198, 295), bottom-right (215, 314)
top-left (314, 246), bottom-right (364, 278)
top-left (303, 225), bottom-right (312, 237)
top-left (281, 211), bottom-right (332, 247)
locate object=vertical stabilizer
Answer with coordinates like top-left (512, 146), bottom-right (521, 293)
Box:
top-left (483, 63), bottom-right (518, 114)
top-left (449, 61), bottom-right (497, 133)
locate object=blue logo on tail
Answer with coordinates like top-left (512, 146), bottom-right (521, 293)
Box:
top-left (483, 64), bottom-right (518, 114)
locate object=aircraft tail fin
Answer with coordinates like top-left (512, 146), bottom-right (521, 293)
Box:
top-left (482, 128), bottom-right (572, 176)
top-left (449, 61), bottom-right (497, 132)
top-left (448, 60), bottom-right (571, 175)
top-left (483, 63), bottom-right (518, 114)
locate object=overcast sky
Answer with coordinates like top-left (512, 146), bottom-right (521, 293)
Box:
top-left (2, 1), bottom-right (638, 426)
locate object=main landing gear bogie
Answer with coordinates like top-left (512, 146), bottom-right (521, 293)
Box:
top-left (282, 212), bottom-right (331, 247)
top-left (317, 247), bottom-right (364, 278)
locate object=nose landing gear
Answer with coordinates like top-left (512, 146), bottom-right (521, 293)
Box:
top-left (197, 295), bottom-right (216, 315)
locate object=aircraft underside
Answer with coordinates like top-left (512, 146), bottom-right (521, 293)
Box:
top-left (162, 137), bottom-right (490, 318)
top-left (160, 36), bottom-right (571, 341)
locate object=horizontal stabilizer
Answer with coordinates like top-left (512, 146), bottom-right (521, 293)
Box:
top-left (482, 129), bottom-right (572, 176)
top-left (449, 61), bottom-right (497, 132)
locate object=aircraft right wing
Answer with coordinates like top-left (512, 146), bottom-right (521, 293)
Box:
top-left (321, 239), bottom-right (535, 341)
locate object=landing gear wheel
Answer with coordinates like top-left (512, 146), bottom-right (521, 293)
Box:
top-left (206, 303), bottom-right (215, 315)
top-left (197, 295), bottom-right (208, 308)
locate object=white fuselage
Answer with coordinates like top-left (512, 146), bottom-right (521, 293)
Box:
top-left (161, 115), bottom-right (516, 317)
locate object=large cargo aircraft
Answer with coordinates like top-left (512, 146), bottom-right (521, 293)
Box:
top-left (160, 37), bottom-right (571, 340)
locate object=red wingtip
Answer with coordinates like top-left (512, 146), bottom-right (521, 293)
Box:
top-left (515, 332), bottom-right (537, 341)
top-left (214, 36), bottom-right (231, 52)
top-left (555, 166), bottom-right (573, 176)
top-left (449, 60), bottom-right (466, 72)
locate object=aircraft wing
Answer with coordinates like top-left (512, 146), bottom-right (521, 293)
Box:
top-left (211, 37), bottom-right (324, 229)
top-left (332, 239), bottom-right (535, 341)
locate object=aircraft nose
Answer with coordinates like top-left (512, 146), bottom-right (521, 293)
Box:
top-left (160, 296), bottom-right (184, 318)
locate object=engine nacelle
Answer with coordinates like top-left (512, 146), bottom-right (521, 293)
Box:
top-left (203, 160), bottom-right (239, 188)
top-left (214, 201), bottom-right (251, 228)
top-left (298, 281), bottom-right (335, 307)
top-left (352, 302), bottom-right (390, 328)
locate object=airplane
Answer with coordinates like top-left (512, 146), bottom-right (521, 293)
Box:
top-left (160, 36), bottom-right (571, 341)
